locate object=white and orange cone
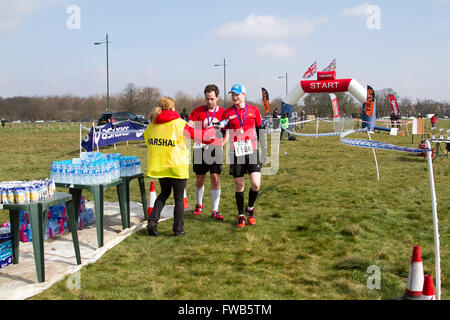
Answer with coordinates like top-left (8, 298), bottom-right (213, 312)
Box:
top-left (420, 275), bottom-right (435, 300)
top-left (403, 245), bottom-right (425, 300)
top-left (183, 188), bottom-right (191, 211)
top-left (147, 181), bottom-right (157, 218)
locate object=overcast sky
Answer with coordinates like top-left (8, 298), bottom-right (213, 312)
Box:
top-left (1, 0), bottom-right (449, 103)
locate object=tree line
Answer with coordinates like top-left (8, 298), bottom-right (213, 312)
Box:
top-left (0, 83), bottom-right (448, 122)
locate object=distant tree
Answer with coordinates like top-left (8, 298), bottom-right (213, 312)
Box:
top-left (122, 83), bottom-right (139, 113)
top-left (400, 97), bottom-right (413, 117)
top-left (374, 88), bottom-right (398, 117)
top-left (139, 87), bottom-right (161, 117)
top-left (175, 90), bottom-right (196, 113)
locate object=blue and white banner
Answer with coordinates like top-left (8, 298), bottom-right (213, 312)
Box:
top-left (340, 129), bottom-right (426, 153)
top-left (81, 120), bottom-right (147, 152)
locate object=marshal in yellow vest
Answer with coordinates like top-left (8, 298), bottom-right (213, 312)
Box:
top-left (144, 118), bottom-right (190, 179)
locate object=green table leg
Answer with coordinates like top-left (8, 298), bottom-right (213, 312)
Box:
top-left (69, 187), bottom-right (82, 221)
top-left (138, 176), bottom-right (148, 220)
top-left (92, 185), bottom-right (104, 248)
top-left (66, 199), bottom-right (81, 265)
top-left (28, 204), bottom-right (45, 283)
top-left (116, 181), bottom-right (129, 229)
top-left (9, 210), bottom-right (20, 264)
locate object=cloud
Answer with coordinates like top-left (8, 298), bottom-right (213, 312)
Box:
top-left (339, 2), bottom-right (372, 17)
top-left (216, 13), bottom-right (326, 39)
top-left (254, 43), bottom-right (296, 58)
top-left (0, 0), bottom-right (62, 32)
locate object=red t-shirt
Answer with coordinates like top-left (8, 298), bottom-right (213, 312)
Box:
top-left (221, 104), bottom-right (262, 151)
top-left (189, 105), bottom-right (225, 145)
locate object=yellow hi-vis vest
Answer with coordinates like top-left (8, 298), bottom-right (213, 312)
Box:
top-left (144, 118), bottom-right (189, 179)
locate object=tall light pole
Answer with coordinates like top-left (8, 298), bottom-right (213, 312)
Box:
top-left (278, 72), bottom-right (288, 96)
top-left (214, 58), bottom-right (227, 107)
top-left (94, 33), bottom-right (111, 112)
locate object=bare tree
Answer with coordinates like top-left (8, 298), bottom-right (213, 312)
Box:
top-left (139, 87), bottom-right (161, 117)
top-left (374, 88), bottom-right (398, 117)
top-left (122, 83), bottom-right (139, 113)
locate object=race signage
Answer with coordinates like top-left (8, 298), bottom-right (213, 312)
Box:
top-left (81, 120), bottom-right (147, 152)
top-left (301, 78), bottom-right (352, 93)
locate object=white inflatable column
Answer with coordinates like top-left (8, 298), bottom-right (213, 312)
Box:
top-left (348, 79), bottom-right (367, 104)
top-left (283, 82), bottom-right (305, 105)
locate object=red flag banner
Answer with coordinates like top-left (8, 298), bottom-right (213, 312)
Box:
top-left (388, 94), bottom-right (399, 116)
top-left (262, 87), bottom-right (270, 114)
top-left (329, 93), bottom-right (340, 118)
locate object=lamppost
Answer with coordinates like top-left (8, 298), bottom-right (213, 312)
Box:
top-left (278, 72), bottom-right (288, 96)
top-left (94, 33), bottom-right (111, 112)
top-left (214, 58), bottom-right (227, 107)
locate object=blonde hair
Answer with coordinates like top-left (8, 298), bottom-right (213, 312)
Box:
top-left (151, 96), bottom-right (176, 122)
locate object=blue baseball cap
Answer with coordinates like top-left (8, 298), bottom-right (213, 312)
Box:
top-left (228, 83), bottom-right (247, 95)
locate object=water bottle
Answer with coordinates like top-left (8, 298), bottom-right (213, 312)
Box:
top-left (217, 119), bottom-right (229, 128)
top-left (136, 157), bottom-right (142, 174)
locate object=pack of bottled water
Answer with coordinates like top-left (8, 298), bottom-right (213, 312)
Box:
top-left (50, 152), bottom-right (142, 185)
top-left (0, 179), bottom-right (56, 205)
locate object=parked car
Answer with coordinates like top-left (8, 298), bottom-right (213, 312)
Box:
top-left (97, 111), bottom-right (149, 126)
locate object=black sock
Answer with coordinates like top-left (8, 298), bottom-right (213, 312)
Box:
top-left (235, 191), bottom-right (244, 215)
top-left (248, 189), bottom-right (259, 208)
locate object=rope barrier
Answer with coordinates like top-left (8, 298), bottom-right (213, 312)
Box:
top-left (339, 129), bottom-right (427, 153)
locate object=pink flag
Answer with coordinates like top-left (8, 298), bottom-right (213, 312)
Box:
top-left (329, 93), bottom-right (340, 118)
top-left (388, 94), bottom-right (399, 116)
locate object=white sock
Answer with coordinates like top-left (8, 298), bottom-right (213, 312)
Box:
top-left (211, 189), bottom-right (221, 212)
top-left (195, 185), bottom-right (205, 205)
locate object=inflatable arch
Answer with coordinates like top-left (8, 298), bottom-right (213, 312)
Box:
top-left (281, 71), bottom-right (367, 116)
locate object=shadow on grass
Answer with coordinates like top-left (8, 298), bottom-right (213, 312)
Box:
top-left (396, 156), bottom-right (427, 163)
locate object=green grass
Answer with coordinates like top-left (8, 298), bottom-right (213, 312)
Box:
top-left (0, 120), bottom-right (449, 300)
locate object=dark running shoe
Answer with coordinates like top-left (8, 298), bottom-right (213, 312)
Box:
top-left (147, 221), bottom-right (158, 236)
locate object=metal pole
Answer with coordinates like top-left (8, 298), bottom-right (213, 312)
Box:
top-left (285, 72), bottom-right (288, 96)
top-left (106, 33), bottom-right (110, 112)
top-left (367, 131), bottom-right (380, 181)
top-left (425, 140), bottom-right (441, 300)
top-left (223, 58), bottom-right (226, 108)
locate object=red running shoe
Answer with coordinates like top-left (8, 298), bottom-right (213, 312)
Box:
top-left (211, 210), bottom-right (224, 221)
top-left (236, 215), bottom-right (246, 228)
top-left (245, 206), bottom-right (256, 225)
top-left (193, 203), bottom-right (203, 215)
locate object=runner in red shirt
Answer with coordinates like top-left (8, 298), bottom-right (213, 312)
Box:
top-left (188, 84), bottom-right (225, 220)
top-left (221, 83), bottom-right (266, 228)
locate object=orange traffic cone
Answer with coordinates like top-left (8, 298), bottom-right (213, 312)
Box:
top-left (183, 188), bottom-right (191, 211)
top-left (402, 245), bottom-right (425, 300)
top-left (420, 275), bottom-right (435, 300)
top-left (147, 181), bottom-right (157, 218)
top-left (401, 129), bottom-right (405, 136)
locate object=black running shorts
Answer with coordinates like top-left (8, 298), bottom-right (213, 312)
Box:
top-left (229, 149), bottom-right (261, 178)
top-left (193, 145), bottom-right (223, 175)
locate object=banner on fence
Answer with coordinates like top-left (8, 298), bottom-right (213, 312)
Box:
top-left (81, 120), bottom-right (147, 152)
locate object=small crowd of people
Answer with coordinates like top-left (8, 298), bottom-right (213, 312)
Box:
top-left (390, 112), bottom-right (401, 129)
top-left (144, 83), bottom-right (267, 236)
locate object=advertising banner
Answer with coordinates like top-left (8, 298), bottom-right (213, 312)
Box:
top-left (81, 120), bottom-right (146, 152)
top-left (329, 93), bottom-right (340, 118)
top-left (388, 94), bottom-right (399, 116)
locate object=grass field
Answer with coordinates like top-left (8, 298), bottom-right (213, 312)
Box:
top-left (0, 119), bottom-right (448, 300)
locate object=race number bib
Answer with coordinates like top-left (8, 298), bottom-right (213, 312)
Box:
top-left (234, 140), bottom-right (253, 157)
